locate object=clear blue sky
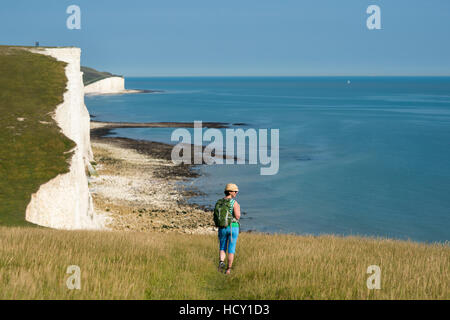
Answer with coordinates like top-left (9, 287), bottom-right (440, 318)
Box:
top-left (1, 0), bottom-right (450, 76)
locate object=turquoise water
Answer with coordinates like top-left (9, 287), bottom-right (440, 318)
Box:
top-left (86, 77), bottom-right (450, 243)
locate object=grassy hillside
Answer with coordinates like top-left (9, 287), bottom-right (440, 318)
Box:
top-left (0, 46), bottom-right (75, 226)
top-left (0, 227), bottom-right (448, 299)
top-left (81, 66), bottom-right (121, 86)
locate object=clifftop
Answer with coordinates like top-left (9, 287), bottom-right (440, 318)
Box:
top-left (0, 45), bottom-right (105, 229)
top-left (25, 47), bottom-right (104, 229)
top-left (81, 66), bottom-right (122, 86)
top-left (0, 46), bottom-right (74, 226)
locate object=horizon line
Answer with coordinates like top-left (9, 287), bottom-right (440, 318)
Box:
top-left (124, 74), bottom-right (450, 78)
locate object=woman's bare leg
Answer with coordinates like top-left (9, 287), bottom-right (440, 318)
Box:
top-left (226, 253), bottom-right (234, 274)
top-left (218, 250), bottom-right (227, 271)
top-left (219, 250), bottom-right (226, 262)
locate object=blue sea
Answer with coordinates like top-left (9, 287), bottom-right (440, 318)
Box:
top-left (85, 77), bottom-right (450, 243)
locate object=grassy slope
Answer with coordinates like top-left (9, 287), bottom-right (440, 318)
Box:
top-left (81, 66), bottom-right (121, 86)
top-left (0, 227), bottom-right (448, 299)
top-left (0, 46), bottom-right (75, 226)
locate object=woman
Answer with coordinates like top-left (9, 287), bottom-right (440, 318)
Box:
top-left (217, 183), bottom-right (241, 275)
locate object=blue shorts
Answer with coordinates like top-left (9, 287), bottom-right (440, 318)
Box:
top-left (218, 226), bottom-right (239, 254)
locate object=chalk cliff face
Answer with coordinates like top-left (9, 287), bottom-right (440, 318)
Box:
top-left (25, 48), bottom-right (105, 229)
top-left (84, 76), bottom-right (125, 94)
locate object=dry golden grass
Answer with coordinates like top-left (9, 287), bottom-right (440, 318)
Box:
top-left (0, 227), bottom-right (448, 299)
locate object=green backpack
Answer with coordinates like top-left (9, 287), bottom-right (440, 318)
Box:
top-left (213, 198), bottom-right (235, 228)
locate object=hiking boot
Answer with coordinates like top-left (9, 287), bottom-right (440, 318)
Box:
top-left (218, 261), bottom-right (226, 272)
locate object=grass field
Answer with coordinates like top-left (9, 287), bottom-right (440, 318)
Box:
top-left (0, 46), bottom-right (75, 226)
top-left (0, 227), bottom-right (448, 299)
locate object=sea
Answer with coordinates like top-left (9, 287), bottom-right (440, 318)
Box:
top-left (85, 77), bottom-right (450, 243)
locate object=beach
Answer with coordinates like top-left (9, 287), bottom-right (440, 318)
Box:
top-left (89, 121), bottom-right (217, 234)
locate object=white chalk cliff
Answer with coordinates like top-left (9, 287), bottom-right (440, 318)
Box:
top-left (25, 48), bottom-right (105, 229)
top-left (84, 76), bottom-right (125, 94)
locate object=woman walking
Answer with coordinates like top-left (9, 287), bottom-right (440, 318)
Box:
top-left (215, 183), bottom-right (241, 275)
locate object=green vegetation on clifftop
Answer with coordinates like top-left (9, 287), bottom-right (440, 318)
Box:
top-left (81, 66), bottom-right (121, 86)
top-left (0, 46), bottom-right (75, 226)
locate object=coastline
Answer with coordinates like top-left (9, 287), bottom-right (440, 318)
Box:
top-left (83, 73), bottom-right (164, 95)
top-left (89, 120), bottom-right (228, 234)
top-left (91, 119), bottom-right (230, 130)
top-left (85, 89), bottom-right (163, 96)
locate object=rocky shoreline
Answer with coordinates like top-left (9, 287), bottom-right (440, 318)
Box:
top-left (89, 121), bottom-right (231, 234)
